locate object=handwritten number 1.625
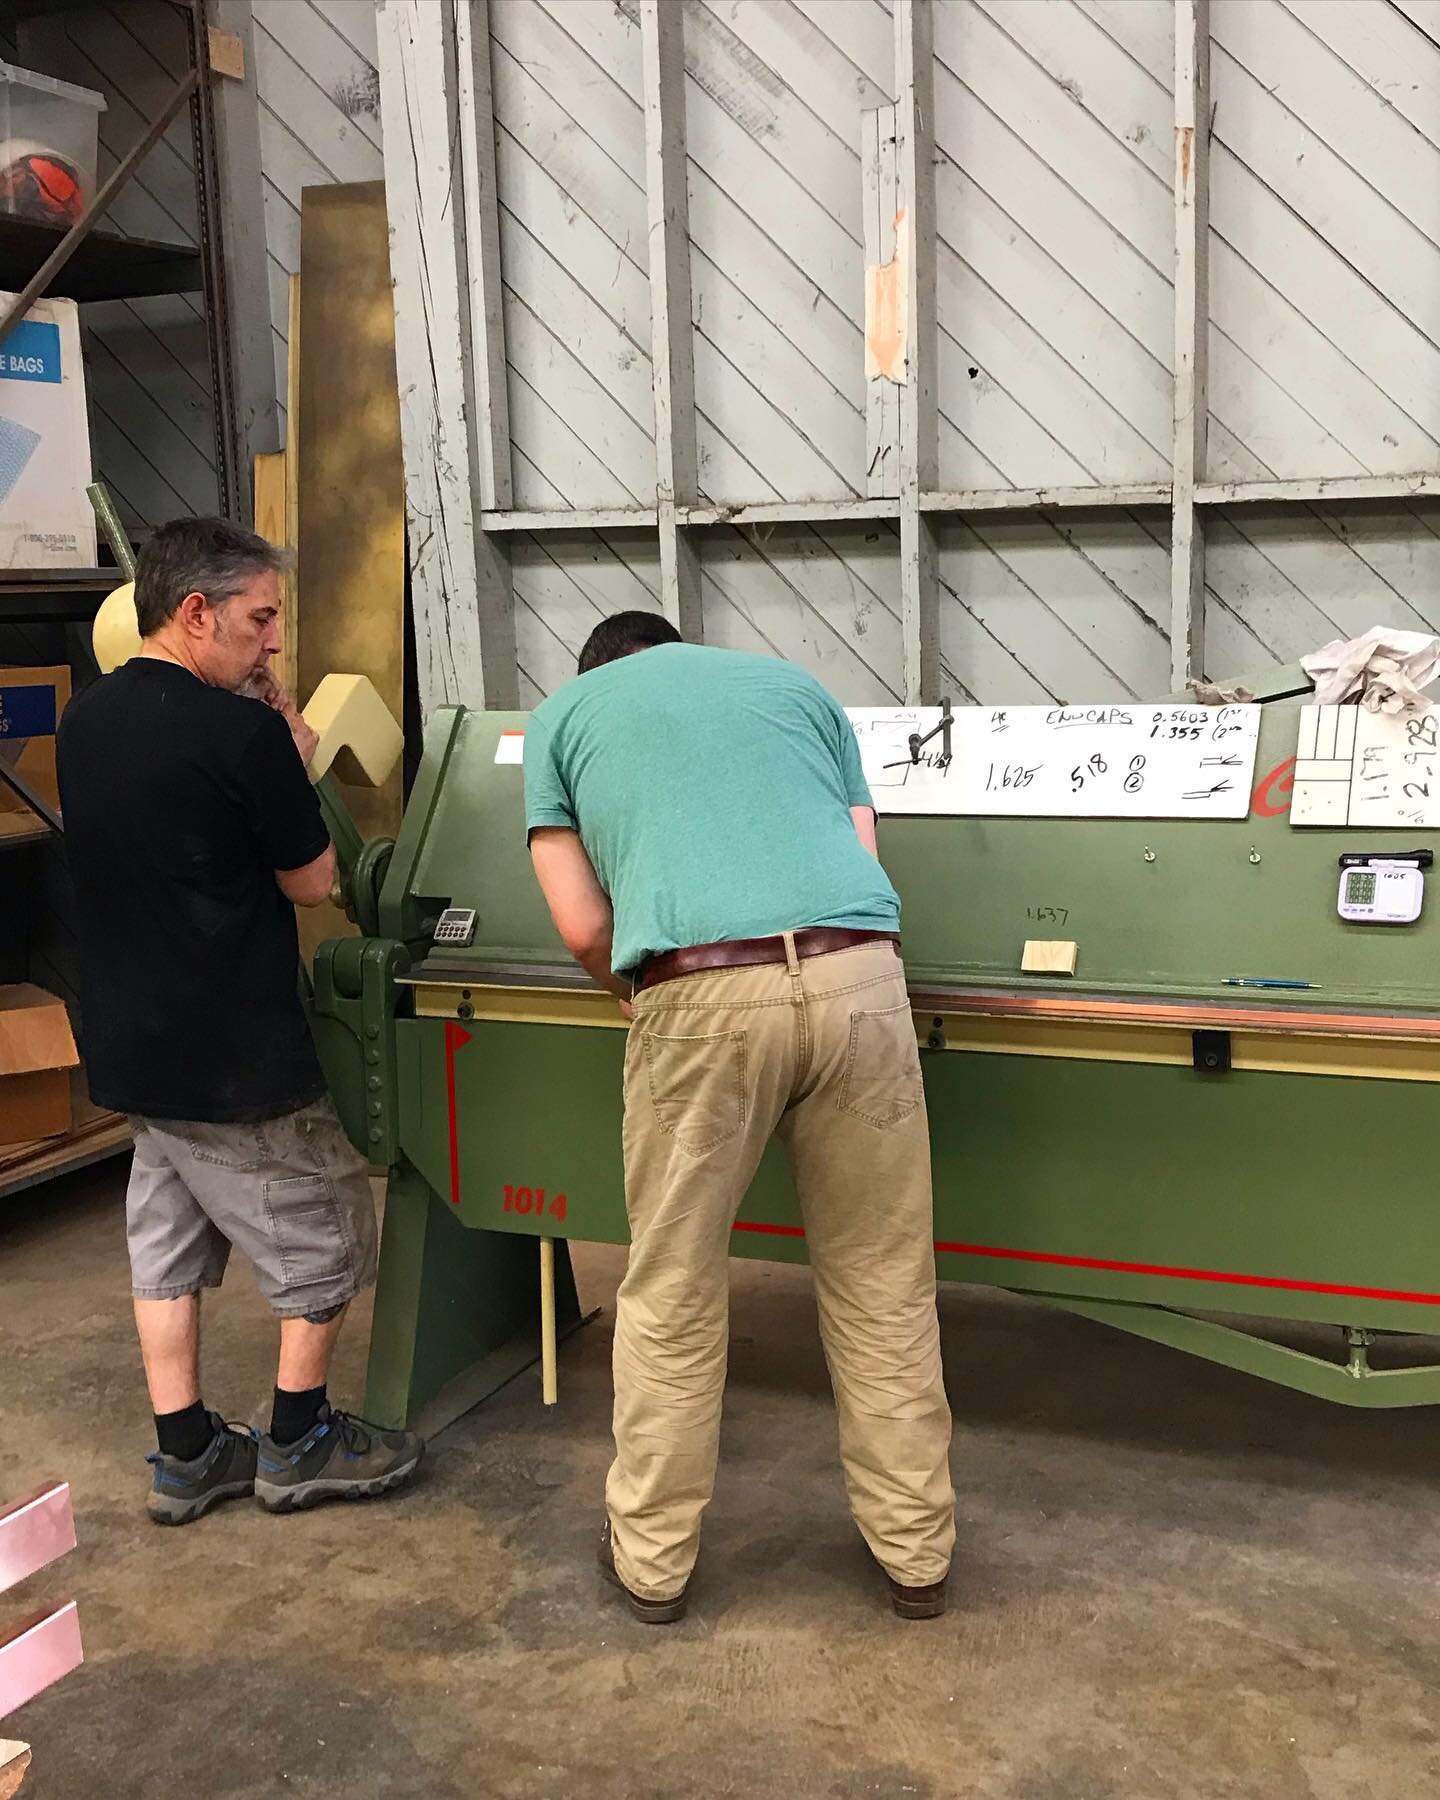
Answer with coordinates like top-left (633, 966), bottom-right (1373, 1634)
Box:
top-left (503, 1185), bottom-right (568, 1222)
top-left (986, 763), bottom-right (1038, 791)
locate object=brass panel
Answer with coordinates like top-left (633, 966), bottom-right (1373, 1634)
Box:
top-left (410, 982), bottom-right (629, 1030)
top-left (296, 182), bottom-right (405, 955)
top-left (405, 979), bottom-right (1440, 1084)
top-left (297, 182), bottom-right (403, 826)
top-left (918, 1011), bottom-right (1440, 1085)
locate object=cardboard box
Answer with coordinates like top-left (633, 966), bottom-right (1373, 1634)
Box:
top-left (0, 663), bottom-right (68, 838)
top-left (0, 294), bottom-right (94, 569)
top-left (0, 984), bottom-right (77, 1146)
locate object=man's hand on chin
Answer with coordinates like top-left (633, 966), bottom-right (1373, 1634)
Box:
top-left (249, 667), bottom-right (317, 768)
top-left (289, 714), bottom-right (319, 768)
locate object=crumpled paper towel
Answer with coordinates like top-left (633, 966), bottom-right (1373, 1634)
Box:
top-left (1301, 627), bottom-right (1440, 716)
top-left (1189, 680), bottom-right (1255, 705)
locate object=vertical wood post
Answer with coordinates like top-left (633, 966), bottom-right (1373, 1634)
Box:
top-left (454, 0), bottom-right (513, 513)
top-left (377, 0), bottom-right (517, 714)
top-left (895, 0), bottom-right (939, 703)
top-left (640, 0), bottom-right (702, 639)
top-left (206, 0), bottom-right (279, 504)
top-left (1171, 0), bottom-right (1211, 691)
top-left (862, 103), bottom-right (901, 501)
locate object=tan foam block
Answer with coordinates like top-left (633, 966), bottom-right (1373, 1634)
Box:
top-left (1, 1740), bottom-right (33, 1800)
top-left (1021, 939), bottom-right (1078, 976)
top-left (92, 582), bottom-right (142, 673)
top-left (302, 672), bottom-right (403, 787)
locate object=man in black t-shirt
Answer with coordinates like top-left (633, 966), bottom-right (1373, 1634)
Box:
top-left (58, 517), bottom-right (421, 1524)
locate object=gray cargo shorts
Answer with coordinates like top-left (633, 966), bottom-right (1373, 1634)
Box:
top-left (125, 1097), bottom-right (379, 1318)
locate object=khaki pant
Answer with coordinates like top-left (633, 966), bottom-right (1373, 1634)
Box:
top-left (607, 937), bottom-right (955, 1601)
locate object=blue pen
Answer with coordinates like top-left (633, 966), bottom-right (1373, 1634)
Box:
top-left (1222, 977), bottom-right (1317, 991)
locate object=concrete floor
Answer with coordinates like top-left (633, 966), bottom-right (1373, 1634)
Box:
top-left (4, 1160), bottom-right (1440, 1800)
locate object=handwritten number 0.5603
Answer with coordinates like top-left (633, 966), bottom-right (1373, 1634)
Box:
top-left (503, 1185), bottom-right (568, 1222)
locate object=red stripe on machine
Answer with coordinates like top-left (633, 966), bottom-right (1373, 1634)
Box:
top-left (932, 1241), bottom-right (1440, 1307)
top-left (444, 1022), bottom-right (472, 1207)
top-left (731, 1221), bottom-right (1440, 1306)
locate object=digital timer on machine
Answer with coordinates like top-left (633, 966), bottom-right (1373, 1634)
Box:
top-left (1336, 851), bottom-right (1432, 924)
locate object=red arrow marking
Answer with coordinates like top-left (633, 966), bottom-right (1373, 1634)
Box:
top-left (444, 1021), bottom-right (473, 1207)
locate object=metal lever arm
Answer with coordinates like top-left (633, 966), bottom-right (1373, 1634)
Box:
top-left (906, 695), bottom-right (953, 767)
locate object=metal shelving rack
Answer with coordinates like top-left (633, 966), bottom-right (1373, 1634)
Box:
top-left (0, 0), bottom-right (242, 1195)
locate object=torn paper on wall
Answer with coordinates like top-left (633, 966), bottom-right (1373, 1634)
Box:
top-left (864, 207), bottom-right (909, 384)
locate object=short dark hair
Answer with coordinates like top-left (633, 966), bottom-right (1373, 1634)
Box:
top-left (577, 610), bottom-right (682, 675)
top-left (134, 516), bottom-right (286, 637)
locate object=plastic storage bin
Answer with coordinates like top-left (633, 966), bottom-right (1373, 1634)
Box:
top-left (0, 62), bottom-right (104, 229)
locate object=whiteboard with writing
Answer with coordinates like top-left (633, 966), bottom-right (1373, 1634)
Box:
top-left (1290, 704), bottom-right (1440, 827)
top-left (845, 704), bottom-right (1263, 819)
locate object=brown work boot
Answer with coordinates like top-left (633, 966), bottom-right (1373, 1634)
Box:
top-left (865, 1538), bottom-right (949, 1618)
top-left (886, 1571), bottom-right (949, 1620)
top-left (598, 1519), bottom-right (689, 1623)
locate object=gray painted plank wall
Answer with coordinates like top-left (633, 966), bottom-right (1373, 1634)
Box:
top-left (282, 1), bottom-right (1440, 703)
top-left (252, 0), bottom-right (384, 442)
top-left (476, 0), bottom-right (1440, 704)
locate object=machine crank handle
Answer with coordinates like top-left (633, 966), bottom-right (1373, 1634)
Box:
top-left (906, 695), bottom-right (953, 768)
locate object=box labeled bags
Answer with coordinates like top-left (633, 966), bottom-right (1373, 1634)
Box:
top-left (0, 295), bottom-right (94, 568)
top-left (0, 662), bottom-right (68, 838)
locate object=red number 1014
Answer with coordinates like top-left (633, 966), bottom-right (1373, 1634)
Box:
top-left (503, 1185), bottom-right (567, 1222)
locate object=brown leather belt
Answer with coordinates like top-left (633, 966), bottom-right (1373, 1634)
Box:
top-left (633, 927), bottom-right (900, 995)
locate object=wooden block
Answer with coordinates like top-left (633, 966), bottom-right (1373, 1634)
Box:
top-left (207, 25), bottom-right (245, 80)
top-left (253, 451), bottom-right (287, 549)
top-left (0, 1741), bottom-right (32, 1800)
top-left (1022, 939), bottom-right (1078, 976)
top-left (254, 451), bottom-right (295, 696)
top-left (283, 275), bottom-right (302, 704)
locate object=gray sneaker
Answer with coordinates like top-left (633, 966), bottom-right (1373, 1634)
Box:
top-left (254, 1404), bottom-right (423, 1513)
top-left (146, 1415), bottom-right (259, 1525)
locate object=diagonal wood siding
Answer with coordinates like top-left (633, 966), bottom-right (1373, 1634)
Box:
top-left (253, 0), bottom-right (384, 443)
top-left (365, 2), bottom-right (1440, 700)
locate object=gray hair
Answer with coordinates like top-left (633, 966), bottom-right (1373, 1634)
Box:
top-left (133, 515), bottom-right (286, 637)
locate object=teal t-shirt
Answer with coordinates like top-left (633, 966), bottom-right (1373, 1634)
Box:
top-left (523, 644), bottom-right (900, 977)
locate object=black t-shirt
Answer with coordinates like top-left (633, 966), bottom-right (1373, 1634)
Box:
top-left (56, 659), bottom-right (330, 1122)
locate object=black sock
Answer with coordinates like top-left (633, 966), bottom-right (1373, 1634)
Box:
top-left (155, 1399), bottom-right (212, 1462)
top-left (271, 1385), bottom-right (326, 1445)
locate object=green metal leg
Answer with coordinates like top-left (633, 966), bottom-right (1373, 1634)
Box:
top-left (1038, 1292), bottom-right (1440, 1408)
top-left (365, 1160), bottom-right (584, 1435)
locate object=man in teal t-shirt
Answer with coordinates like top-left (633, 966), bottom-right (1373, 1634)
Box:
top-left (526, 612), bottom-right (954, 1625)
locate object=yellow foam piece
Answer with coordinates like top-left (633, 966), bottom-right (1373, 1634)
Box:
top-left (92, 581), bottom-right (142, 673)
top-left (302, 672), bottom-right (403, 788)
top-left (92, 587), bottom-right (401, 788)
